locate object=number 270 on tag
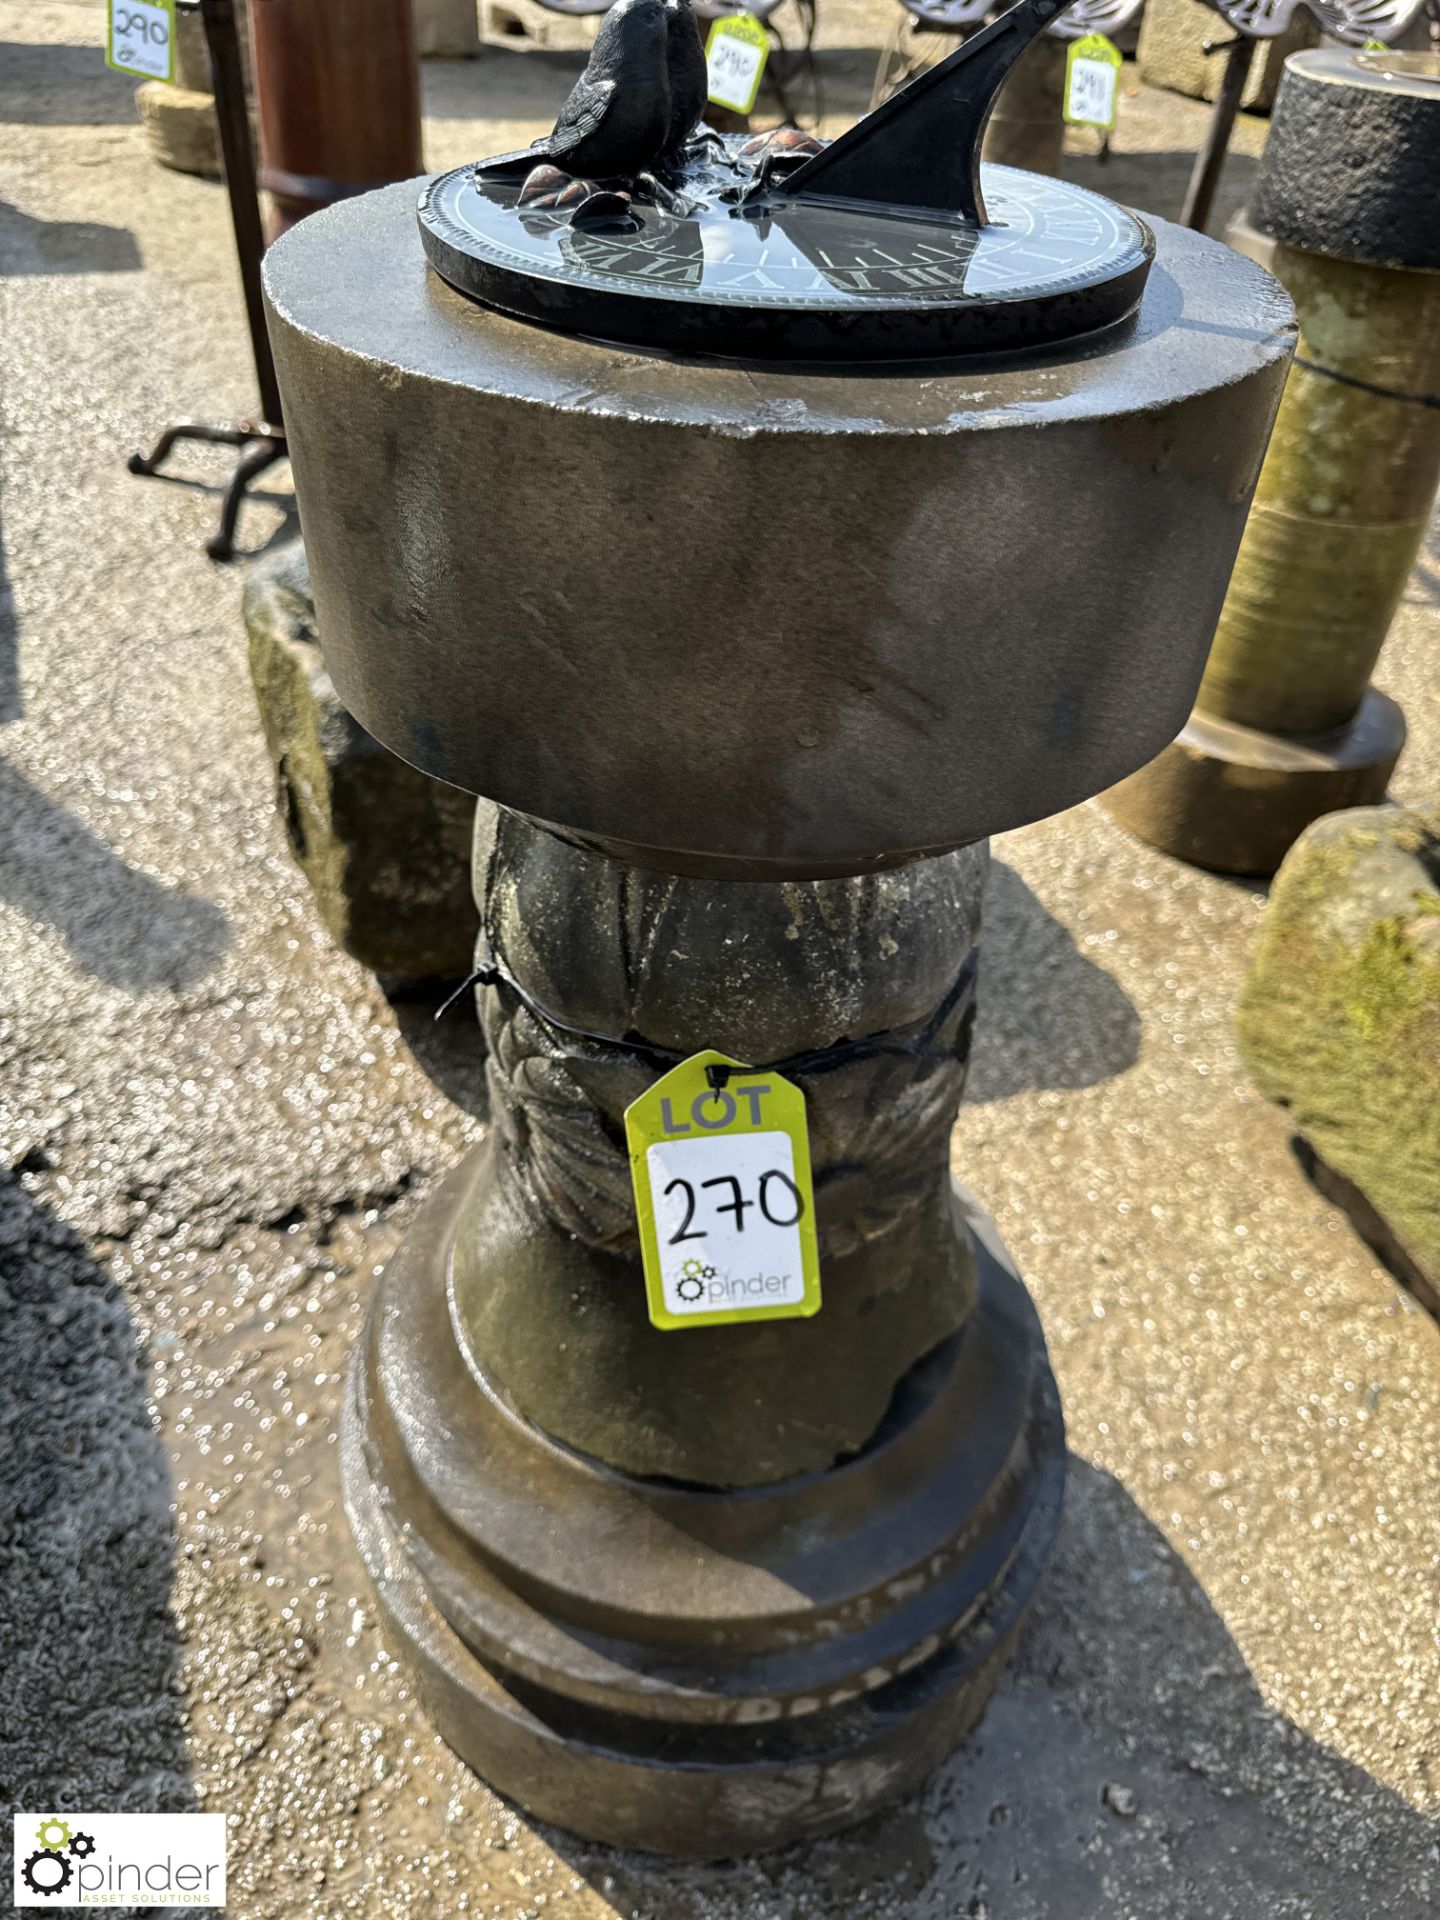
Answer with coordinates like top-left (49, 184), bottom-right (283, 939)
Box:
top-left (626, 1052), bottom-right (822, 1331)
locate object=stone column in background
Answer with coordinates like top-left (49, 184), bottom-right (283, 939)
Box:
top-left (1106, 49), bottom-right (1440, 874)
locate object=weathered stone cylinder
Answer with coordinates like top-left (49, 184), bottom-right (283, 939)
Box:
top-left (1106, 49), bottom-right (1440, 875)
top-left (1198, 247), bottom-right (1440, 738)
top-left (264, 183), bottom-right (1292, 1854)
top-left (267, 187), bottom-right (1292, 882)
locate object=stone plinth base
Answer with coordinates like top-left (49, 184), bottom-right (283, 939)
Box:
top-left (342, 1158), bottom-right (1064, 1857)
top-left (1100, 691), bottom-right (1405, 877)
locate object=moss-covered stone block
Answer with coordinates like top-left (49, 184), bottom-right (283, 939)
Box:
top-left (1238, 805), bottom-right (1440, 1312)
top-left (245, 538), bottom-right (478, 982)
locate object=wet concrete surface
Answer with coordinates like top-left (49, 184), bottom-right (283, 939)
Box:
top-left (1, 1), bottom-right (1437, 1914)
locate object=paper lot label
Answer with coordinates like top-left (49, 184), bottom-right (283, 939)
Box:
top-left (14, 1813), bottom-right (226, 1907)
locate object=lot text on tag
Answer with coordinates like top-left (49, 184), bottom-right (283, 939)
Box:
top-left (705, 12), bottom-right (770, 116)
top-left (625, 1051), bottom-right (821, 1331)
top-left (1064, 33), bottom-right (1121, 130)
top-left (107, 0), bottom-right (176, 83)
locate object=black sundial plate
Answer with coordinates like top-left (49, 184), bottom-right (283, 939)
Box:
top-left (418, 150), bottom-right (1155, 362)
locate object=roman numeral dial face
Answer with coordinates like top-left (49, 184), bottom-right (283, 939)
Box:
top-left (420, 159), bottom-right (1154, 362)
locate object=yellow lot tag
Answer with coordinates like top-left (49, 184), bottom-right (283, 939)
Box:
top-left (625, 1051), bottom-right (821, 1332)
top-left (1064, 33), bottom-right (1122, 130)
top-left (705, 12), bottom-right (770, 116)
top-left (107, 0), bottom-right (176, 82)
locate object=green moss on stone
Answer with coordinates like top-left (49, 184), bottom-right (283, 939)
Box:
top-left (1339, 905), bottom-right (1440, 1042)
top-left (1238, 808), bottom-right (1440, 1286)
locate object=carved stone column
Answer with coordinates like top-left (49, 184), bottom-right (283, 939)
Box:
top-left (457, 804), bottom-right (991, 1482)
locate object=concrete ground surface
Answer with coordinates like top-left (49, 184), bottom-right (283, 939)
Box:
top-left (2, 2), bottom-right (1437, 1915)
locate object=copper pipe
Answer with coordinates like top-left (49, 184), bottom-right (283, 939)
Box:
top-left (248, 0), bottom-right (423, 237)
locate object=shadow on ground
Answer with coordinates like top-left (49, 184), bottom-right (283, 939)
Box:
top-left (0, 1167), bottom-right (193, 1817)
top-left (122, 460), bottom-right (296, 567)
top-left (387, 980), bottom-right (491, 1122)
top-left (543, 1459), bottom-right (1438, 1918)
top-left (0, 199), bottom-right (141, 275)
top-left (967, 857), bottom-right (1141, 1103)
top-left (0, 39), bottom-right (141, 125)
top-left (0, 759), bottom-right (229, 989)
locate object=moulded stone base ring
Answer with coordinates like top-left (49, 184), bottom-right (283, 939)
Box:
top-left (1100, 688), bottom-right (1406, 879)
top-left (341, 1161), bottom-right (1065, 1857)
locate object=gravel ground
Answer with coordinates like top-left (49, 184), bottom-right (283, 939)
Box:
top-left (1, 2), bottom-right (1437, 1916)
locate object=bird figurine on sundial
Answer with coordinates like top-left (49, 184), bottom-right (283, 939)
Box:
top-left (476, 0), bottom-right (717, 223)
top-left (419, 0), bottom-right (1157, 360)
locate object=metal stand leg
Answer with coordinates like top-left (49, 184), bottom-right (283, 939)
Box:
top-left (1180, 35), bottom-right (1255, 233)
top-left (127, 420), bottom-right (286, 562)
top-left (129, 0), bottom-right (287, 561)
top-left (206, 433), bottom-right (287, 559)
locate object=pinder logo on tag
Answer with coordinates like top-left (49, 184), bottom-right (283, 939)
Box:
top-left (12, 1812), bottom-right (226, 1907)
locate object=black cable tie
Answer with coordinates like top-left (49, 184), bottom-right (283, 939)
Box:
top-left (1293, 355), bottom-right (1440, 413)
top-left (456, 937), bottom-right (979, 1089)
top-left (433, 964), bottom-right (497, 1024)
